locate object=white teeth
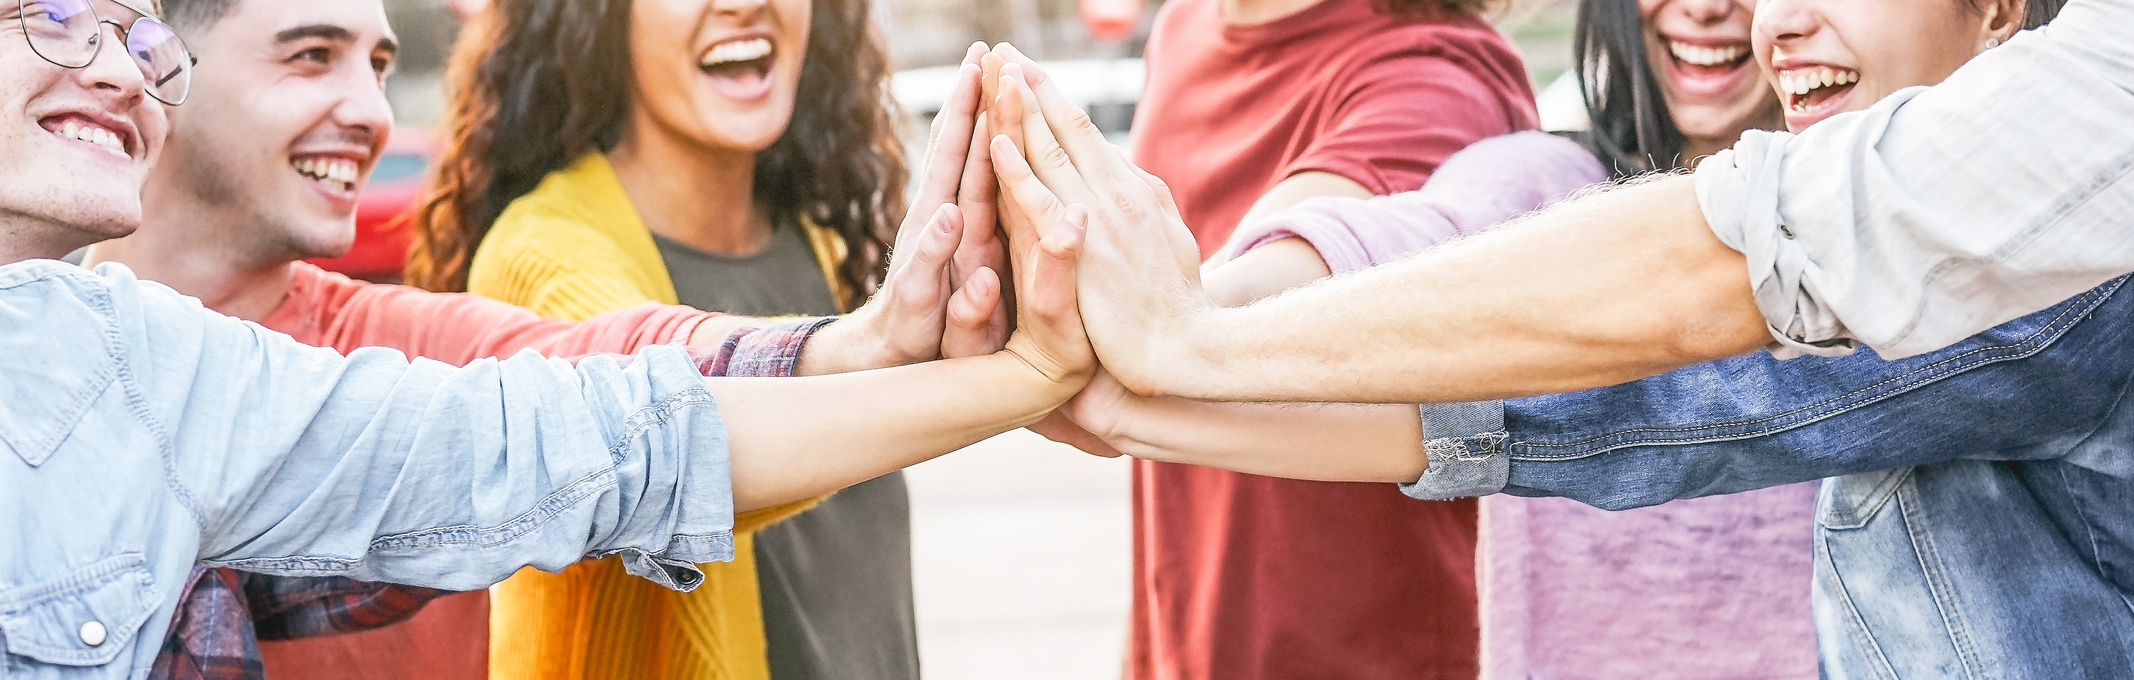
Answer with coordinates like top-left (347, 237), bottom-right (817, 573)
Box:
top-left (1668, 40), bottom-right (1746, 67)
top-left (291, 156), bottom-right (360, 190)
top-left (56, 120), bottom-right (124, 154)
top-left (702, 37), bottom-right (772, 67)
top-left (1780, 67), bottom-right (1861, 111)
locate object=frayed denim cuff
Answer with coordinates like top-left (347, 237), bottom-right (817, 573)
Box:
top-left (1400, 400), bottom-right (1510, 501)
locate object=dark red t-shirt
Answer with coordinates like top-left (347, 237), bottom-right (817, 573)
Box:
top-left (1128, 1), bottom-right (1538, 678)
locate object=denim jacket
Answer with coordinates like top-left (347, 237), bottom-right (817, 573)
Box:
top-left (1408, 277), bottom-right (2134, 678)
top-left (0, 261), bottom-right (738, 679)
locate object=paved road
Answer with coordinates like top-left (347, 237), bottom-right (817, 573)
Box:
top-left (906, 431), bottom-right (1133, 680)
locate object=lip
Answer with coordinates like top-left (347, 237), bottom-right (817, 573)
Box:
top-left (1770, 57), bottom-right (1861, 131)
top-left (36, 107), bottom-right (140, 160)
top-left (697, 31), bottom-right (777, 103)
top-left (1657, 34), bottom-right (1757, 98)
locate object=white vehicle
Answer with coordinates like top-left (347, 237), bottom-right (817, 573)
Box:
top-left (892, 58), bottom-right (1145, 145)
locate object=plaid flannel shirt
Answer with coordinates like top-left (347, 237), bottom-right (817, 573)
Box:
top-left (149, 319), bottom-right (831, 680)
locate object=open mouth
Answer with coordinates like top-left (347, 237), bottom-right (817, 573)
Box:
top-left (291, 154), bottom-right (361, 194)
top-left (699, 37), bottom-right (775, 99)
top-left (1664, 38), bottom-right (1754, 93)
top-left (40, 114), bottom-right (131, 158)
top-left (1777, 66), bottom-right (1860, 116)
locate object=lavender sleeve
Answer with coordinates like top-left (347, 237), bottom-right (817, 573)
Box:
top-left (1225, 131), bottom-right (1609, 274)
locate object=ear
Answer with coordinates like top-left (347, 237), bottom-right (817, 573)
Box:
top-left (1979, 0), bottom-right (2026, 44)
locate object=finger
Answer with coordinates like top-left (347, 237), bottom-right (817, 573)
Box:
top-left (910, 57), bottom-right (986, 215)
top-left (1000, 66), bottom-right (1101, 212)
top-left (990, 134), bottom-right (1073, 250)
top-left (1028, 412), bottom-right (1126, 458)
top-left (1026, 204), bottom-right (1088, 328)
top-left (996, 45), bottom-right (1146, 198)
top-left (887, 203), bottom-right (960, 293)
top-left (940, 266), bottom-right (1001, 359)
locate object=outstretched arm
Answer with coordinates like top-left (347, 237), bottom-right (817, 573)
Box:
top-left (985, 52), bottom-right (1765, 405)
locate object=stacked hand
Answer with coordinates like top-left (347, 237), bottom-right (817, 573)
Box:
top-left (807, 42), bottom-right (1208, 454)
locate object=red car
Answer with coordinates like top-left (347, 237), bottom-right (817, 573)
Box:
top-left (306, 128), bottom-right (432, 282)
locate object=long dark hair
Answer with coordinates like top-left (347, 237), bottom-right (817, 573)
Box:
top-left (405, 0), bottom-right (903, 303)
top-left (1573, 0), bottom-right (2064, 179)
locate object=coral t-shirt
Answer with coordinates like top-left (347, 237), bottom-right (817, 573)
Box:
top-left (1127, 1), bottom-right (1537, 678)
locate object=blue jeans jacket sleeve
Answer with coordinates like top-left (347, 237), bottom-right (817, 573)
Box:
top-left (1405, 276), bottom-right (2134, 510)
top-left (109, 263), bottom-right (737, 592)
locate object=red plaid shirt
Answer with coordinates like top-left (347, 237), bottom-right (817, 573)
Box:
top-left (149, 319), bottom-right (829, 680)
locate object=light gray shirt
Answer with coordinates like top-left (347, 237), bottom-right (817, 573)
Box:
top-left (1694, 0), bottom-right (2134, 360)
top-left (0, 261), bottom-right (735, 679)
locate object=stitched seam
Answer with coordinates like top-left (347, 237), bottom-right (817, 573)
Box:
top-left (364, 466), bottom-right (620, 550)
top-left (0, 555), bottom-right (146, 610)
top-left (1819, 527), bottom-right (1901, 680)
top-left (1511, 281), bottom-right (2118, 460)
top-left (1898, 482), bottom-right (1983, 679)
top-left (606, 389), bottom-right (717, 464)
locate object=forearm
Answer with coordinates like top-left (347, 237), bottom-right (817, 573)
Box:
top-left (1103, 396), bottom-right (1423, 483)
top-left (1155, 176), bottom-right (1771, 404)
top-left (715, 351), bottom-right (1072, 510)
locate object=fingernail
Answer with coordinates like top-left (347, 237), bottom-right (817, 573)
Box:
top-left (936, 203), bottom-right (956, 233)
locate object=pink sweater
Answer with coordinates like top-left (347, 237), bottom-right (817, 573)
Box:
top-left (1229, 131), bottom-right (1819, 680)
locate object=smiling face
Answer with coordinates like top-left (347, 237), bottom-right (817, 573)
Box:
top-left (147, 0), bottom-right (395, 261)
top-left (1753, 0), bottom-right (2020, 131)
top-left (0, 0), bottom-right (168, 258)
top-left (626, 0), bottom-right (810, 157)
top-left (1638, 0), bottom-right (1780, 149)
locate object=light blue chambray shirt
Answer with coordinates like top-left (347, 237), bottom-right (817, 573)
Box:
top-left (0, 261), bottom-right (737, 679)
top-left (1695, 0), bottom-right (2134, 360)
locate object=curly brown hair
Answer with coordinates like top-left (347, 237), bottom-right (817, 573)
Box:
top-left (404, 0), bottom-right (904, 302)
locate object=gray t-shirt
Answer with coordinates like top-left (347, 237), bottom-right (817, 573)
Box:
top-left (652, 222), bottom-right (921, 680)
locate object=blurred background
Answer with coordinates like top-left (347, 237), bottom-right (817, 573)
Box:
top-left (362, 1), bottom-right (1580, 677)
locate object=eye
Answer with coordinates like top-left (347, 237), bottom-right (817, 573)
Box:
top-left (294, 46), bottom-right (331, 64)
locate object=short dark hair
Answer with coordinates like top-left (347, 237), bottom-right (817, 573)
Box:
top-left (160, 0), bottom-right (238, 32)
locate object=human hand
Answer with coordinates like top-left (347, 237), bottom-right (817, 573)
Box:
top-left (801, 44), bottom-right (1002, 375)
top-left (988, 133), bottom-right (1096, 398)
top-left (982, 47), bottom-right (1207, 397)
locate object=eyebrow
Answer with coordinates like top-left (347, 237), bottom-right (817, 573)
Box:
top-left (273, 23), bottom-right (400, 57)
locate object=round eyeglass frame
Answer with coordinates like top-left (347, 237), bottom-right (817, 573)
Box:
top-left (15, 0), bottom-right (196, 105)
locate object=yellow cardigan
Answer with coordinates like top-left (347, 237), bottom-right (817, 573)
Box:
top-left (469, 152), bottom-right (846, 680)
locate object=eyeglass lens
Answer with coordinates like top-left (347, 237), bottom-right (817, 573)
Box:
top-left (17, 0), bottom-right (192, 104)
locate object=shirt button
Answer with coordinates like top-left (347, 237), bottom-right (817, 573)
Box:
top-left (79, 620), bottom-right (107, 647)
top-left (1778, 224), bottom-right (1797, 239)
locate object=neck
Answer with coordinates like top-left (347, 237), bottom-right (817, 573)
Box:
top-left (1220, 0), bottom-right (1328, 25)
top-left (607, 118), bottom-right (770, 256)
top-left (1682, 104), bottom-right (1786, 169)
top-left (83, 212), bottom-right (294, 322)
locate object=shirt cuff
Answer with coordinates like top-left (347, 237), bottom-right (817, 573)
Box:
top-left (1399, 400), bottom-right (1511, 501)
top-left (1696, 133), bottom-right (1861, 360)
top-left (694, 317), bottom-right (836, 378)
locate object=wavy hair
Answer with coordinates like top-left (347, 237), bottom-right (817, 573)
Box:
top-left (405, 0), bottom-right (903, 302)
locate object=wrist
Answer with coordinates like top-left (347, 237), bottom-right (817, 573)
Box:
top-left (792, 317), bottom-right (864, 377)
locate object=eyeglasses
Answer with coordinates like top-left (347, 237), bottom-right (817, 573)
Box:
top-left (14, 0), bottom-right (195, 105)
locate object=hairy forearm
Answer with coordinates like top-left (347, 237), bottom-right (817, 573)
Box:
top-left (1154, 175), bottom-right (1771, 404)
top-left (1106, 397), bottom-right (1424, 482)
top-left (714, 352), bottom-right (1069, 510)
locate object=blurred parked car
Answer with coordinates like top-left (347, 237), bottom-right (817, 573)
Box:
top-left (891, 58), bottom-right (1145, 149)
top-left (306, 128), bottom-right (432, 283)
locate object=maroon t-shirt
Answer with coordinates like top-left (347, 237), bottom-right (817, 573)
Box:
top-left (1128, 1), bottom-right (1538, 678)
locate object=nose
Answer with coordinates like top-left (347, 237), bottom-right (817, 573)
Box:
top-left (1673, 0), bottom-right (1743, 24)
top-left (713, 0), bottom-right (768, 19)
top-left (76, 22), bottom-right (146, 107)
top-left (333, 73), bottom-right (397, 158)
top-left (1755, 0), bottom-right (1821, 44)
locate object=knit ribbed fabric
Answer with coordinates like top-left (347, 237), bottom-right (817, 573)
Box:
top-left (469, 152), bottom-right (828, 680)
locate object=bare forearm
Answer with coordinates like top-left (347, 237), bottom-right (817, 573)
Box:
top-left (1153, 176), bottom-right (1770, 403)
top-left (1106, 397), bottom-right (1424, 482)
top-left (714, 352), bottom-right (1068, 510)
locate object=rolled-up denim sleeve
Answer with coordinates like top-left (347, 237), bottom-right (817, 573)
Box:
top-left (1404, 277), bottom-right (2134, 508)
top-left (108, 265), bottom-right (736, 594)
top-left (1696, 0), bottom-right (2134, 360)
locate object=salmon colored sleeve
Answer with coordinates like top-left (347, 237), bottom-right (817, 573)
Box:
top-left (263, 263), bottom-right (718, 365)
